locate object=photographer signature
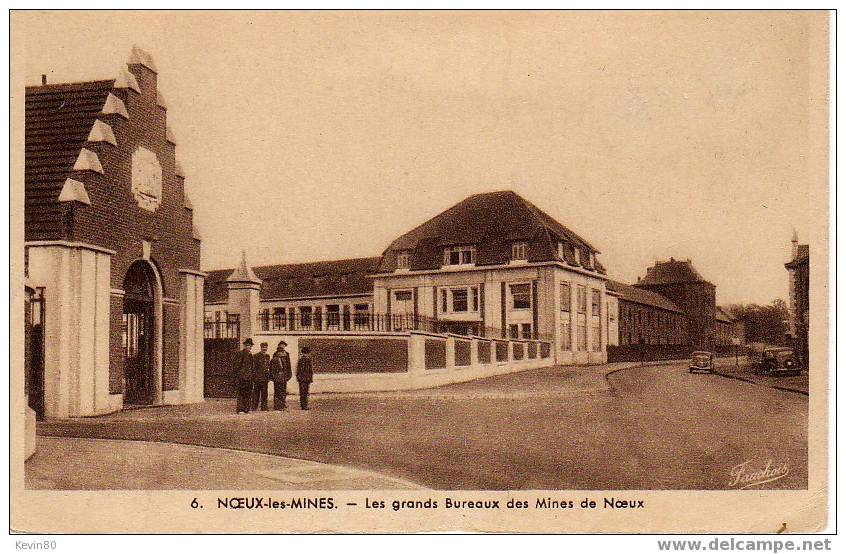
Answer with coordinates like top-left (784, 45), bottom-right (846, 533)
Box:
top-left (729, 459), bottom-right (789, 489)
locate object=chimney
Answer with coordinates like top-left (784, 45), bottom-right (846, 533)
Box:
top-left (41, 74), bottom-right (47, 85)
top-left (791, 229), bottom-right (799, 260)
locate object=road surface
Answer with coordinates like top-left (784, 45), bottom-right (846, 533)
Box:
top-left (33, 362), bottom-right (807, 490)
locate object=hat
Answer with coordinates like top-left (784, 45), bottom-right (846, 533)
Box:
top-left (260, 342), bottom-right (268, 348)
top-left (277, 341), bottom-right (288, 348)
top-left (243, 338), bottom-right (254, 346)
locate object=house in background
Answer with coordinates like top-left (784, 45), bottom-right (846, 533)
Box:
top-left (785, 231), bottom-right (809, 367)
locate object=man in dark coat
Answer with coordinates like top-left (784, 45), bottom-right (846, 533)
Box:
top-left (252, 342), bottom-right (271, 411)
top-left (270, 341), bottom-right (292, 410)
top-left (295, 346), bottom-right (314, 410)
top-left (234, 338), bottom-right (254, 414)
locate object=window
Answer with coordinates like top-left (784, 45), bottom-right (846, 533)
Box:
top-left (591, 289), bottom-right (601, 317)
top-left (560, 321), bottom-right (571, 350)
top-left (396, 250), bottom-right (410, 270)
top-left (521, 323), bottom-right (533, 339)
top-left (327, 305), bottom-right (340, 328)
top-left (592, 325), bottom-right (601, 351)
top-left (394, 290), bottom-right (412, 301)
top-left (471, 287), bottom-right (479, 311)
top-left (560, 282), bottom-right (571, 312)
top-left (509, 324), bottom-right (520, 339)
top-left (300, 307), bottom-right (312, 328)
top-left (259, 308), bottom-right (270, 331)
top-left (443, 245), bottom-right (476, 266)
top-left (575, 248), bottom-right (581, 266)
top-left (353, 304), bottom-right (369, 327)
top-left (577, 324), bottom-right (587, 351)
top-left (273, 307), bottom-right (286, 329)
top-left (511, 242), bottom-right (528, 261)
top-left (313, 275), bottom-right (326, 286)
top-left (559, 241), bottom-right (575, 262)
top-left (452, 288), bottom-right (468, 312)
top-left (608, 302), bottom-right (615, 322)
top-left (510, 283), bottom-right (531, 310)
top-left (577, 285), bottom-right (587, 314)
top-left (441, 289), bottom-right (448, 313)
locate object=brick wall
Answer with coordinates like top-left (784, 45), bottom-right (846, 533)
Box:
top-left (299, 338), bottom-right (408, 373)
top-left (425, 338), bottom-right (447, 369)
top-left (513, 342), bottom-right (524, 360)
top-left (495, 341), bottom-right (508, 362)
top-left (109, 296), bottom-right (125, 394)
top-left (478, 341), bottom-right (492, 364)
top-left (454, 339), bottom-right (471, 366)
top-left (63, 64), bottom-right (201, 395)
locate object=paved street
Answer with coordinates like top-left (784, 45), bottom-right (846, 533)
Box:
top-left (33, 362), bottom-right (807, 490)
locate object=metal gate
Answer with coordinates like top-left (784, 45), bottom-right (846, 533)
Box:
top-left (203, 317), bottom-right (240, 398)
top-left (25, 287), bottom-right (45, 420)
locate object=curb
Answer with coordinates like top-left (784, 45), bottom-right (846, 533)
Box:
top-left (712, 371), bottom-right (809, 396)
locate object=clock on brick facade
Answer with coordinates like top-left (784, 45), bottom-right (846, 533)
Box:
top-left (131, 146), bottom-right (163, 211)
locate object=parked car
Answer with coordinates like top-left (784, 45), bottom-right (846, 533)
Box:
top-left (759, 347), bottom-right (800, 376)
top-left (688, 351), bottom-right (714, 373)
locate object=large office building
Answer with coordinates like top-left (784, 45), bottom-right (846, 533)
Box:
top-left (205, 192), bottom-right (738, 367)
top-left (205, 192), bottom-right (739, 366)
top-left (24, 48), bottom-right (205, 420)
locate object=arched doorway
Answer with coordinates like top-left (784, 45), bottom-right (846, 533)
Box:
top-left (122, 261), bottom-right (157, 405)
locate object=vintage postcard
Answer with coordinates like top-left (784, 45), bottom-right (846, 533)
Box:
top-left (10, 10), bottom-right (830, 534)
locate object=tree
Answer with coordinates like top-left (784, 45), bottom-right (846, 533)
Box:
top-left (724, 300), bottom-right (789, 346)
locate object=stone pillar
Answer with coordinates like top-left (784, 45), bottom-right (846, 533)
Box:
top-left (179, 270), bottom-right (206, 403)
top-left (599, 286), bottom-right (608, 363)
top-left (446, 335), bottom-right (456, 370)
top-left (226, 251), bottom-right (262, 344)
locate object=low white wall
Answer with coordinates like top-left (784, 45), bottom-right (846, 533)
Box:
top-left (252, 330), bottom-right (552, 395)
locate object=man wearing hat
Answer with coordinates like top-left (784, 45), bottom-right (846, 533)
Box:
top-left (270, 341), bottom-right (292, 410)
top-left (296, 346), bottom-right (314, 410)
top-left (234, 338), bottom-right (254, 414)
top-left (252, 342), bottom-right (271, 411)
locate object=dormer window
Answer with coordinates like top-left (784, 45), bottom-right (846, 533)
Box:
top-left (396, 250), bottom-right (411, 270)
top-left (574, 248), bottom-right (581, 265)
top-left (511, 242), bottom-right (528, 261)
top-left (443, 245), bottom-right (476, 266)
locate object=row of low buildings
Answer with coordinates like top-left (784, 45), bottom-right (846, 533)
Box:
top-left (204, 191), bottom-right (741, 367)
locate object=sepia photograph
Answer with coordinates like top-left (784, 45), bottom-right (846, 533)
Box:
top-left (10, 9), bottom-right (831, 535)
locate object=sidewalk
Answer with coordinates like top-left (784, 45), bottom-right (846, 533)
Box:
top-left (712, 362), bottom-right (809, 395)
top-left (26, 436), bottom-right (423, 490)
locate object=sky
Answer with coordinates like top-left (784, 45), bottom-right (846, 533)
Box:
top-left (14, 11), bottom-right (828, 305)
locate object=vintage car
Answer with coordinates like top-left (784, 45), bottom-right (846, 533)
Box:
top-left (759, 347), bottom-right (800, 376)
top-left (688, 350), bottom-right (714, 373)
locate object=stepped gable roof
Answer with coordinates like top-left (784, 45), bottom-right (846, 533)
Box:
top-left (637, 258), bottom-right (709, 287)
top-left (205, 256), bottom-right (381, 304)
top-left (606, 280), bottom-right (684, 314)
top-left (376, 190), bottom-right (603, 273)
top-left (25, 79), bottom-right (116, 239)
